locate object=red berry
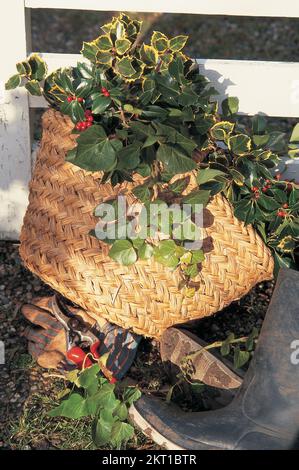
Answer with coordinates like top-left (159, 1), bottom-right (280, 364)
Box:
top-left (265, 179), bottom-right (271, 184)
top-left (109, 377), bottom-right (117, 384)
top-left (87, 115), bottom-right (94, 122)
top-left (282, 203), bottom-right (289, 209)
top-left (85, 109), bottom-right (92, 116)
top-left (262, 187), bottom-right (268, 193)
top-left (277, 210), bottom-right (286, 217)
top-left (67, 96), bottom-right (73, 102)
top-left (252, 186), bottom-right (259, 192)
top-left (81, 121), bottom-right (88, 130)
top-left (101, 87), bottom-right (108, 94)
top-left (77, 97), bottom-right (84, 103)
top-left (104, 91), bottom-right (110, 97)
top-left (255, 193), bottom-right (260, 199)
top-left (275, 173), bottom-right (281, 181)
top-left (86, 121), bottom-right (92, 128)
top-left (90, 340), bottom-right (101, 359)
top-left (75, 123), bottom-right (82, 131)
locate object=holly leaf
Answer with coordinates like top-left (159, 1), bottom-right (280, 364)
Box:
top-left (116, 57), bottom-right (136, 78)
top-left (228, 134), bottom-right (251, 156)
top-left (5, 74), bottom-right (21, 90)
top-left (151, 31), bottom-right (169, 53)
top-left (115, 38), bottom-right (132, 55)
top-left (24, 80), bottom-right (42, 96)
top-left (91, 93), bottom-right (111, 114)
top-left (169, 35), bottom-right (188, 52)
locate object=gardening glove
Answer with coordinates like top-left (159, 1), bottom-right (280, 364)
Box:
top-left (22, 294), bottom-right (141, 379)
top-left (22, 296), bottom-right (67, 369)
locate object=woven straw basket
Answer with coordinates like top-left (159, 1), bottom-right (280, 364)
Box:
top-left (19, 109), bottom-right (274, 338)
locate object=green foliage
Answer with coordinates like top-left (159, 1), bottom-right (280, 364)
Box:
top-left (48, 364), bottom-right (141, 449)
top-left (7, 13), bottom-right (298, 282)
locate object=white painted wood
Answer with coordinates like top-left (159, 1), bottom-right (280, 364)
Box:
top-left (24, 0), bottom-right (299, 18)
top-left (0, 1), bottom-right (32, 240)
top-left (29, 53), bottom-right (299, 118)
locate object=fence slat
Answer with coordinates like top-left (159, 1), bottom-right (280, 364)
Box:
top-left (0, 1), bottom-right (32, 240)
top-left (25, 0), bottom-right (299, 18)
top-left (29, 53), bottom-right (299, 118)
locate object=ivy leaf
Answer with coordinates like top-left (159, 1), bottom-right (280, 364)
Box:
top-left (228, 134), bottom-right (252, 156)
top-left (109, 240), bottom-right (137, 266)
top-left (138, 243), bottom-right (154, 260)
top-left (252, 115), bottom-right (267, 135)
top-left (182, 190), bottom-right (211, 209)
top-left (66, 125), bottom-right (117, 171)
top-left (197, 168), bottom-right (227, 186)
top-left (234, 347), bottom-right (250, 369)
top-left (133, 185), bottom-right (151, 203)
top-left (48, 393), bottom-right (89, 419)
top-left (290, 123), bottom-right (299, 143)
top-left (123, 387), bottom-right (142, 406)
top-left (114, 403), bottom-right (128, 421)
top-left (117, 143), bottom-right (141, 170)
top-left (169, 35), bottom-right (188, 52)
top-left (78, 364), bottom-right (100, 396)
top-left (110, 421), bottom-right (134, 448)
top-left (91, 93), bottom-right (111, 114)
top-left (267, 131), bottom-right (286, 153)
top-left (153, 240), bottom-right (179, 268)
top-left (157, 144), bottom-right (196, 173)
top-left (93, 409), bottom-right (116, 447)
top-left (5, 74), bottom-right (21, 90)
top-left (221, 96), bottom-right (239, 116)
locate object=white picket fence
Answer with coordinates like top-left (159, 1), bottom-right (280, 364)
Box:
top-left (1, 0), bottom-right (299, 239)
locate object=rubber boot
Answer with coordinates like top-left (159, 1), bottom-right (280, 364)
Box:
top-left (130, 268), bottom-right (299, 450)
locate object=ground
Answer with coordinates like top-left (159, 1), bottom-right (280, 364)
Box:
top-left (1, 10), bottom-right (298, 449)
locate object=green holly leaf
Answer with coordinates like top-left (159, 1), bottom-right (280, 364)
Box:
top-left (140, 44), bottom-right (158, 66)
top-left (5, 74), bottom-right (21, 90)
top-left (169, 35), bottom-right (188, 52)
top-left (109, 240), bottom-right (137, 266)
top-left (91, 93), bottom-right (111, 114)
top-left (16, 61), bottom-right (31, 76)
top-left (228, 134), bottom-right (252, 156)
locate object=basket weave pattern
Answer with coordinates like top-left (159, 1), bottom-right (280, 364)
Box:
top-left (19, 109), bottom-right (274, 338)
